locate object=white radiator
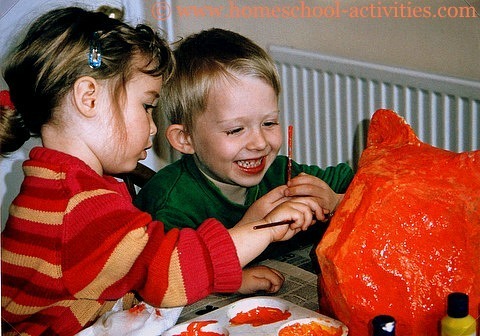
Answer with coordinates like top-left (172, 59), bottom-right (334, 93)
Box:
top-left (270, 45), bottom-right (480, 170)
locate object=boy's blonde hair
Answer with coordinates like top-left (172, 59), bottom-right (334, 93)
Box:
top-left (159, 28), bottom-right (280, 135)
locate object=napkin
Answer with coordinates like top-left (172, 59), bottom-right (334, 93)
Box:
top-left (77, 298), bottom-right (183, 336)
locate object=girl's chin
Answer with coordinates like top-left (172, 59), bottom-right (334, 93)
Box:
top-left (120, 160), bottom-right (140, 174)
top-left (139, 149), bottom-right (148, 160)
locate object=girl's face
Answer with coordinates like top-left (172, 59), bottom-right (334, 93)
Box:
top-left (189, 74), bottom-right (282, 187)
top-left (102, 71), bottom-right (161, 174)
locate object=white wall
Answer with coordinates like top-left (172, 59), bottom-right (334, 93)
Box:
top-left (166, 0), bottom-right (480, 81)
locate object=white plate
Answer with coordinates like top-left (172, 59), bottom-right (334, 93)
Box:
top-left (163, 320), bottom-right (229, 336)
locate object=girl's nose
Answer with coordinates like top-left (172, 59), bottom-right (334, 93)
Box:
top-left (149, 115), bottom-right (157, 136)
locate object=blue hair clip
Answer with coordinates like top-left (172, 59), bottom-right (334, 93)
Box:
top-left (88, 31), bottom-right (102, 69)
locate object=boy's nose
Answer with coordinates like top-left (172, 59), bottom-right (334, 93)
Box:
top-left (246, 129), bottom-right (268, 150)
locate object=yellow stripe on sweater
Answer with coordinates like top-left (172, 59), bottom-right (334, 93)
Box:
top-left (69, 299), bottom-right (108, 327)
top-left (2, 296), bottom-right (105, 329)
top-left (10, 190), bottom-right (116, 225)
top-left (161, 248), bottom-right (188, 307)
top-left (65, 189), bottom-right (116, 214)
top-left (2, 249), bottom-right (62, 279)
top-left (24, 165), bottom-right (66, 180)
top-left (74, 227), bottom-right (149, 298)
top-left (10, 204), bottom-right (63, 225)
top-left (1, 296), bottom-right (71, 315)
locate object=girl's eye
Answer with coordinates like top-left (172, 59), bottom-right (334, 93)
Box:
top-left (225, 127), bottom-right (243, 136)
top-left (143, 103), bottom-right (156, 114)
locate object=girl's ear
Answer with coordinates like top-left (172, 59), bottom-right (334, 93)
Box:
top-left (73, 76), bottom-right (99, 117)
top-left (166, 124), bottom-right (195, 154)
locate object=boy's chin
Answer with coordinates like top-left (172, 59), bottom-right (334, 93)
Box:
top-left (235, 176), bottom-right (264, 188)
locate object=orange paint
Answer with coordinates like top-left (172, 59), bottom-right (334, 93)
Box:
top-left (229, 306), bottom-right (291, 326)
top-left (128, 303), bottom-right (146, 314)
top-left (176, 320), bottom-right (225, 336)
top-left (279, 321), bottom-right (343, 336)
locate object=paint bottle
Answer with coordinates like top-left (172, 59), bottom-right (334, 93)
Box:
top-left (441, 292), bottom-right (477, 336)
top-left (372, 315), bottom-right (396, 335)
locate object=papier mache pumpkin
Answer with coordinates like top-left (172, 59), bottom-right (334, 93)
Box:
top-left (317, 109), bottom-right (479, 335)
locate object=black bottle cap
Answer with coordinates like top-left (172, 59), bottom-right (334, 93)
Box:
top-left (372, 315), bottom-right (396, 335)
top-left (447, 292), bottom-right (469, 318)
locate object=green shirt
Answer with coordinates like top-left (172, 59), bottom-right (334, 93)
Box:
top-left (135, 154), bottom-right (354, 259)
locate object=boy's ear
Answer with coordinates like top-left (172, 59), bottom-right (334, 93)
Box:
top-left (73, 76), bottom-right (99, 117)
top-left (166, 124), bottom-right (195, 154)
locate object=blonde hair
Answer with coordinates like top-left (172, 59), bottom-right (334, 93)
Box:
top-left (1, 6), bottom-right (174, 155)
top-left (158, 28), bottom-right (280, 135)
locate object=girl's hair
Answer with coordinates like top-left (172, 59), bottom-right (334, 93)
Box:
top-left (159, 28), bottom-right (280, 134)
top-left (1, 6), bottom-right (174, 155)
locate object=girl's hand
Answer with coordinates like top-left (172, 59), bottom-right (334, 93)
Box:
top-left (285, 173), bottom-right (344, 220)
top-left (263, 197), bottom-right (322, 242)
top-left (240, 185), bottom-right (290, 224)
top-left (229, 195), bottom-right (322, 266)
top-left (238, 266), bottom-right (285, 294)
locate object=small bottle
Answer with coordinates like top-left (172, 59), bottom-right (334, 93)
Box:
top-left (372, 315), bottom-right (396, 335)
top-left (441, 292), bottom-right (477, 336)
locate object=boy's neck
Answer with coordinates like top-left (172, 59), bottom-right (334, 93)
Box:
top-left (195, 161), bottom-right (247, 205)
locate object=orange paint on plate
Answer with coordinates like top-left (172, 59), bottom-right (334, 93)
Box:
top-left (229, 306), bottom-right (291, 327)
top-left (279, 320), bottom-right (343, 336)
top-left (175, 320), bottom-right (225, 336)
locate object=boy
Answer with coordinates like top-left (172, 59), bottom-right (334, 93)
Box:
top-left (135, 28), bottom-right (354, 264)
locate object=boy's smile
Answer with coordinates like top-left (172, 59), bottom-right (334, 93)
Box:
top-left (236, 157), bottom-right (267, 175)
top-left (189, 74), bottom-right (282, 187)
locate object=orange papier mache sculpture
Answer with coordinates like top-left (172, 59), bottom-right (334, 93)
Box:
top-left (317, 109), bottom-right (480, 335)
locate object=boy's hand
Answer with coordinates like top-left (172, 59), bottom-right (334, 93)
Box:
top-left (285, 173), bottom-right (344, 220)
top-left (241, 185), bottom-right (290, 223)
top-left (238, 266), bottom-right (285, 294)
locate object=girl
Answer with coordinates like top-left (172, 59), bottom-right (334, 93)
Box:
top-left (1, 7), bottom-right (321, 335)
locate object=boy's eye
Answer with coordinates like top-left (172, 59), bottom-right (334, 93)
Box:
top-left (225, 127), bottom-right (243, 135)
top-left (143, 103), bottom-right (156, 113)
top-left (263, 121), bottom-right (279, 127)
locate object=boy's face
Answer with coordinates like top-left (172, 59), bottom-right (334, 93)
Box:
top-left (189, 74), bottom-right (282, 187)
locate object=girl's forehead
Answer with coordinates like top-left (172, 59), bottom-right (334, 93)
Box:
top-left (128, 72), bottom-right (163, 91)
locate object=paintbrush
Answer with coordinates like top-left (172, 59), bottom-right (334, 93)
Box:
top-left (287, 125), bottom-right (293, 182)
top-left (253, 219), bottom-right (295, 230)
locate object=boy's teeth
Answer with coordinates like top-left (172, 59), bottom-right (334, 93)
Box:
top-left (237, 159), bottom-right (261, 168)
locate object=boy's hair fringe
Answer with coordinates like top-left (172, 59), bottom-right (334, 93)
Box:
top-left (158, 28), bottom-right (280, 135)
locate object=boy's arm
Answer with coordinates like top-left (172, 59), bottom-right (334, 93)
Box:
top-left (153, 207), bottom-right (200, 231)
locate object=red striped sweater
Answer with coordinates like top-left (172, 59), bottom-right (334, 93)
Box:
top-left (1, 147), bottom-right (242, 335)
